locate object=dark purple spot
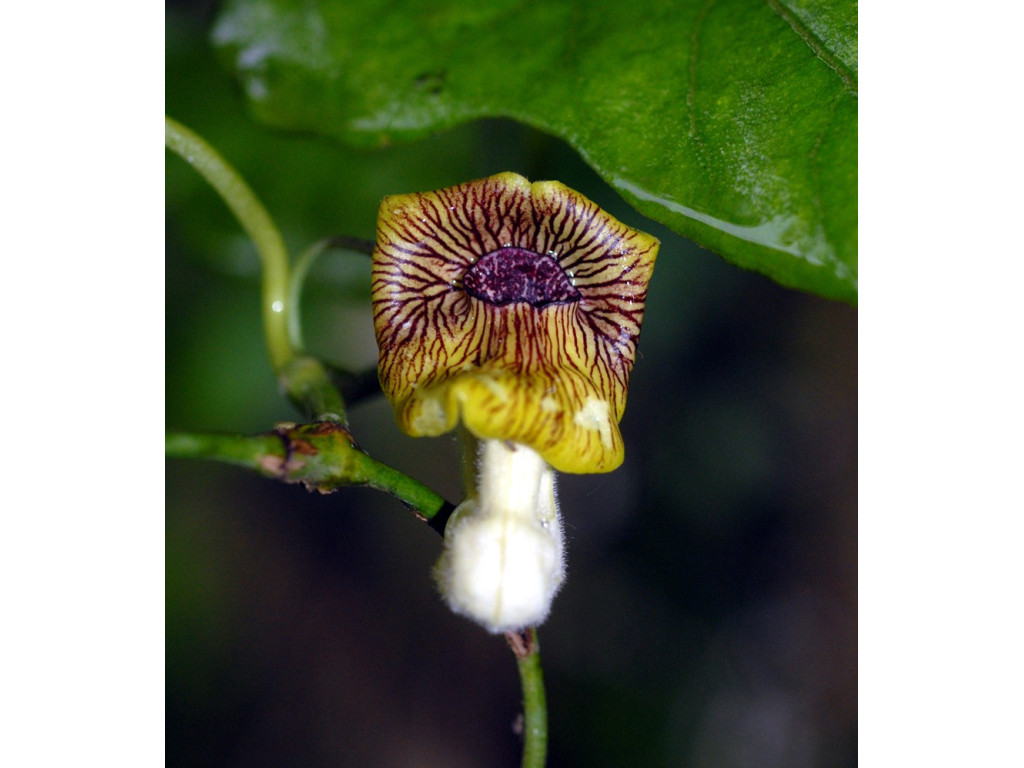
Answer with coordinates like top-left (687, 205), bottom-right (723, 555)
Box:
top-left (463, 248), bottom-right (580, 308)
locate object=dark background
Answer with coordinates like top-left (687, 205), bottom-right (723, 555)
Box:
top-left (167, 3), bottom-right (856, 765)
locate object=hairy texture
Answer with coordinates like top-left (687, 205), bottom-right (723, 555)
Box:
top-left (371, 172), bottom-right (659, 473)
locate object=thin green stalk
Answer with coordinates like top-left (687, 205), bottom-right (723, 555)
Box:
top-left (359, 456), bottom-right (453, 530)
top-left (166, 427), bottom-right (454, 529)
top-left (166, 117), bottom-right (349, 424)
top-left (165, 431), bottom-right (283, 470)
top-left (510, 628), bottom-right (548, 768)
top-left (287, 236), bottom-right (375, 355)
top-left (165, 116), bottom-right (293, 374)
top-left (278, 355), bottom-right (349, 425)
top-left (288, 239), bottom-right (331, 355)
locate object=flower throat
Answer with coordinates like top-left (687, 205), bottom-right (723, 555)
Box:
top-left (463, 247), bottom-right (581, 308)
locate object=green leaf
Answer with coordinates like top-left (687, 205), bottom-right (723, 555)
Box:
top-left (212, 0), bottom-right (857, 303)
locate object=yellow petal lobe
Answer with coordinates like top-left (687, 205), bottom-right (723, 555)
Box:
top-left (372, 173), bottom-right (658, 474)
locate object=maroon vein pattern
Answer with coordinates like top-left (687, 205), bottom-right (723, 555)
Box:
top-left (371, 172), bottom-right (659, 474)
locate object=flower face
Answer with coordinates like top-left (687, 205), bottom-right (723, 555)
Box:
top-left (372, 172), bottom-right (658, 474)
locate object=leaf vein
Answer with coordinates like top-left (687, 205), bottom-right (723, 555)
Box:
top-left (765, 0), bottom-right (857, 94)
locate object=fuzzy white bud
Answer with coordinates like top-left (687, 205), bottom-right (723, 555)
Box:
top-left (434, 439), bottom-right (565, 633)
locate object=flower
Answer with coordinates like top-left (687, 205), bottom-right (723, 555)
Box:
top-left (372, 172), bottom-right (659, 475)
top-left (371, 172), bottom-right (658, 632)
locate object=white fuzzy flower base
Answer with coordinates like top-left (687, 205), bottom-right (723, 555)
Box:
top-left (434, 439), bottom-right (565, 633)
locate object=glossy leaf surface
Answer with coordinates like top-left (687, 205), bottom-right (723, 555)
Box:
top-left (213, 0), bottom-right (857, 302)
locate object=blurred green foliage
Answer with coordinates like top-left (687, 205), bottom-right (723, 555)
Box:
top-left (167, 3), bottom-right (856, 766)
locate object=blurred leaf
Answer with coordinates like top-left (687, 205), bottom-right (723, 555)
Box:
top-left (212, 0), bottom-right (857, 302)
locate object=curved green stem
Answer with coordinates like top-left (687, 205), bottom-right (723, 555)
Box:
top-left (165, 116), bottom-right (293, 374)
top-left (288, 239), bottom-right (328, 354)
top-left (288, 236), bottom-right (376, 353)
top-left (166, 117), bottom-right (350, 424)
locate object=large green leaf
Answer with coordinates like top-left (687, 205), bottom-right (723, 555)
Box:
top-left (212, 0), bottom-right (857, 303)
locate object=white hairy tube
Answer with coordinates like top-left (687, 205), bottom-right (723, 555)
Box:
top-left (434, 438), bottom-right (565, 633)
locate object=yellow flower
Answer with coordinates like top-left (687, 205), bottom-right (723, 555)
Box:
top-left (372, 172), bottom-right (658, 474)
top-left (371, 173), bottom-right (659, 632)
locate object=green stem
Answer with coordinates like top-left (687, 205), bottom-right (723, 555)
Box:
top-left (166, 426), bottom-right (454, 529)
top-left (287, 236), bottom-right (375, 355)
top-left (165, 117), bottom-right (351, 425)
top-left (165, 431), bottom-right (282, 470)
top-left (511, 628), bottom-right (548, 768)
top-left (288, 239), bottom-right (330, 355)
top-left (278, 355), bottom-right (349, 425)
top-left (165, 116), bottom-right (293, 374)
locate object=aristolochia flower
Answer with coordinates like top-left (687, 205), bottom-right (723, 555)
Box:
top-left (372, 172), bottom-right (658, 632)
